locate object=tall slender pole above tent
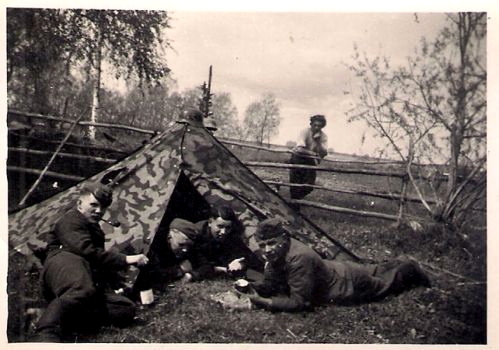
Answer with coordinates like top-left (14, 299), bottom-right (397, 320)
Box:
top-left (200, 65), bottom-right (213, 119)
top-left (18, 110), bottom-right (88, 207)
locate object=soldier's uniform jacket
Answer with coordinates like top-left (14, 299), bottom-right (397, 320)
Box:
top-left (252, 238), bottom-right (424, 312)
top-left (166, 218), bottom-right (263, 281)
top-left (45, 208), bottom-right (128, 288)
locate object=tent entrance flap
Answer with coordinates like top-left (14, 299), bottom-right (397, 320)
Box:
top-left (149, 171), bottom-right (211, 253)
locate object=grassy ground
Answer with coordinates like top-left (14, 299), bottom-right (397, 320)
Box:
top-left (9, 208), bottom-right (486, 344)
top-left (7, 131), bottom-right (486, 344)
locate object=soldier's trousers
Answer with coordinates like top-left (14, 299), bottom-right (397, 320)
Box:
top-left (289, 153), bottom-right (317, 199)
top-left (36, 250), bottom-right (136, 340)
top-left (326, 259), bottom-right (431, 305)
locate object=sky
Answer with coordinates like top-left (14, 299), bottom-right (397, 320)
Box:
top-left (163, 12), bottom-right (449, 156)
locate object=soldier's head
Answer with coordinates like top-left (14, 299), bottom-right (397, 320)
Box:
top-left (309, 114), bottom-right (327, 133)
top-left (255, 218), bottom-right (291, 263)
top-left (167, 226), bottom-right (195, 259)
top-left (207, 205), bottom-right (240, 242)
top-left (77, 183), bottom-right (113, 224)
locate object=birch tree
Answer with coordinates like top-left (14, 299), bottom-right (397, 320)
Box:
top-left (7, 9), bottom-right (171, 139)
top-left (242, 94), bottom-right (281, 145)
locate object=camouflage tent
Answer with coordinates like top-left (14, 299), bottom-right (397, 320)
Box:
top-left (8, 120), bottom-right (359, 287)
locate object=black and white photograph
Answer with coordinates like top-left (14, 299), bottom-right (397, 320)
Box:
top-left (3, 1), bottom-right (494, 345)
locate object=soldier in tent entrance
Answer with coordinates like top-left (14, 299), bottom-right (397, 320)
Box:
top-left (135, 205), bottom-right (264, 292)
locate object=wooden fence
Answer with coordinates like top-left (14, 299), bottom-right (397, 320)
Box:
top-left (7, 110), bottom-right (453, 221)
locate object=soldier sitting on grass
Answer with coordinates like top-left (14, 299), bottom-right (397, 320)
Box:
top-left (135, 205), bottom-right (263, 293)
top-left (33, 183), bottom-right (149, 342)
top-left (235, 218), bottom-right (431, 312)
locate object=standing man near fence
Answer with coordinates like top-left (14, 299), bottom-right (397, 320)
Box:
top-left (289, 114), bottom-right (328, 206)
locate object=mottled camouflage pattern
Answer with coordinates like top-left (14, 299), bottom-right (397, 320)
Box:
top-left (181, 127), bottom-right (353, 261)
top-left (9, 122), bottom-right (355, 289)
top-left (9, 125), bottom-right (185, 286)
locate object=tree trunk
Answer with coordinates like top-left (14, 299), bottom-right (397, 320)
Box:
top-left (89, 35), bottom-right (103, 141)
top-left (439, 13), bottom-right (470, 224)
top-left (440, 129), bottom-right (461, 222)
top-left (258, 111), bottom-right (268, 146)
top-left (397, 177), bottom-right (408, 225)
top-left (32, 73), bottom-right (50, 115)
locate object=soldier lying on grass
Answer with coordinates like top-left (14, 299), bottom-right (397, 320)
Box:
top-left (235, 218), bottom-right (431, 312)
top-left (135, 205), bottom-right (263, 293)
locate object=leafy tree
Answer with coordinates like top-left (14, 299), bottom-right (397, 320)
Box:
top-left (7, 9), bottom-right (171, 138)
top-left (347, 13), bottom-right (486, 228)
top-left (118, 78), bottom-right (178, 130)
top-left (7, 9), bottom-right (75, 115)
top-left (180, 87), bottom-right (205, 111)
top-left (242, 93), bottom-right (281, 145)
top-left (210, 92), bottom-right (241, 139)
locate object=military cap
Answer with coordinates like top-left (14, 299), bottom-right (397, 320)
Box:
top-left (168, 218), bottom-right (200, 242)
top-left (81, 182), bottom-right (113, 207)
top-left (255, 218), bottom-right (289, 240)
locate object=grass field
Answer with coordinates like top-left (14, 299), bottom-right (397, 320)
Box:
top-left (7, 130), bottom-right (487, 344)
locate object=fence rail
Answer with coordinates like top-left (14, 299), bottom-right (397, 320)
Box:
top-left (9, 109), bottom-right (430, 166)
top-left (8, 109), bottom-right (156, 135)
top-left (8, 166), bottom-right (85, 181)
top-left (8, 109), bottom-right (470, 221)
top-left (9, 130), bottom-right (131, 155)
top-left (263, 180), bottom-right (436, 204)
top-left (9, 147), bottom-right (117, 164)
top-left (221, 138), bottom-right (431, 166)
top-left (292, 199), bottom-right (401, 221)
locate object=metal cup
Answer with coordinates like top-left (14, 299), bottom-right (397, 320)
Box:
top-left (140, 289), bottom-right (154, 305)
top-left (234, 279), bottom-right (250, 293)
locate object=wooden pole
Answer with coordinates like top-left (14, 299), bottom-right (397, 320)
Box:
top-left (220, 138), bottom-right (431, 166)
top-left (18, 112), bottom-right (87, 206)
top-left (8, 130), bottom-right (132, 154)
top-left (246, 161), bottom-right (449, 181)
top-left (8, 110), bottom-right (156, 135)
top-left (263, 180), bottom-right (437, 204)
top-left (292, 199), bottom-right (401, 221)
top-left (246, 161), bottom-right (407, 178)
top-left (9, 147), bottom-right (116, 164)
top-left (7, 110), bottom-right (432, 166)
top-left (8, 166), bottom-right (85, 181)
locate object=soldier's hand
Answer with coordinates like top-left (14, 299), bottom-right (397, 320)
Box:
top-left (180, 272), bottom-right (193, 283)
top-left (228, 257), bottom-right (246, 272)
top-left (179, 259), bottom-right (193, 273)
top-left (126, 254), bottom-right (149, 266)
